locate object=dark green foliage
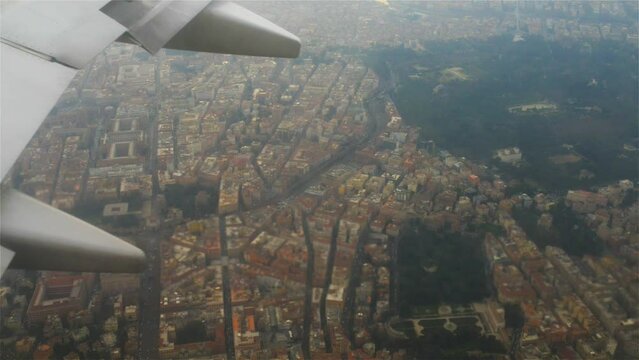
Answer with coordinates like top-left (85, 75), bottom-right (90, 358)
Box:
top-left (504, 303), bottom-right (525, 328)
top-left (371, 36), bottom-right (638, 191)
top-left (0, 327), bottom-right (13, 338)
top-left (621, 189), bottom-right (638, 208)
top-left (512, 201), bottom-right (604, 256)
top-left (164, 184), bottom-right (197, 217)
top-left (398, 222), bottom-right (489, 316)
top-left (175, 321), bottom-right (208, 345)
top-left (413, 330), bottom-right (506, 359)
top-left (69, 199), bottom-right (105, 222)
top-left (113, 214), bottom-right (140, 228)
top-left (504, 179), bottom-right (540, 198)
top-left (120, 192), bottom-right (143, 209)
top-left (164, 184), bottom-right (218, 218)
top-left (53, 342), bottom-right (73, 359)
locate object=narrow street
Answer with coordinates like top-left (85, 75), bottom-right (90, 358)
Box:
top-left (135, 60), bottom-right (389, 360)
top-left (301, 215), bottom-right (315, 360)
top-left (319, 219), bottom-right (340, 353)
top-left (137, 230), bottom-right (168, 360)
top-left (137, 56), bottom-right (164, 360)
top-left (340, 227), bottom-right (370, 342)
top-left (389, 234), bottom-right (400, 316)
top-left (218, 216), bottom-right (236, 360)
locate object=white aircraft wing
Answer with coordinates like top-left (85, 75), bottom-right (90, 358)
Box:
top-left (0, 0), bottom-right (301, 276)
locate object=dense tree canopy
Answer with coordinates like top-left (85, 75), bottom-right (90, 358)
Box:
top-left (398, 221), bottom-right (489, 316)
top-left (370, 36), bottom-right (638, 192)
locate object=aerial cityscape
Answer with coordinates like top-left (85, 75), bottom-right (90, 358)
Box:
top-left (1, 1), bottom-right (638, 360)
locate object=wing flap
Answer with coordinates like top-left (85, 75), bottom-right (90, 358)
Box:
top-left (164, 2), bottom-right (301, 58)
top-left (0, 1), bottom-right (125, 68)
top-left (105, 1), bottom-right (301, 58)
top-left (0, 190), bottom-right (146, 273)
top-left (0, 0), bottom-right (300, 277)
top-left (0, 246), bottom-right (15, 278)
top-left (0, 43), bottom-right (78, 180)
top-left (102, 0), bottom-right (210, 54)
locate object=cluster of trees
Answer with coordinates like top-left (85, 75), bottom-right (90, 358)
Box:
top-left (371, 35), bottom-right (638, 191)
top-left (411, 330), bottom-right (506, 359)
top-left (175, 321), bottom-right (209, 345)
top-left (512, 201), bottom-right (604, 257)
top-left (398, 221), bottom-right (490, 316)
top-left (164, 184), bottom-right (218, 219)
top-left (392, 318), bottom-right (506, 359)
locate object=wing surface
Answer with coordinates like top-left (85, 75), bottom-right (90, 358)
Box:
top-left (163, 2), bottom-right (301, 58)
top-left (1, 43), bottom-right (79, 181)
top-left (0, 0), bottom-right (300, 276)
top-left (0, 1), bottom-right (124, 68)
top-left (1, 190), bottom-right (146, 273)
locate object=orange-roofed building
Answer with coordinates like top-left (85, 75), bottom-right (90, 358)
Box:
top-left (468, 174), bottom-right (480, 186)
top-left (33, 344), bottom-right (54, 360)
top-left (232, 314), bottom-right (240, 334)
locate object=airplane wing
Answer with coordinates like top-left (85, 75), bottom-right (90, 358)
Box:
top-left (0, 0), bottom-right (301, 276)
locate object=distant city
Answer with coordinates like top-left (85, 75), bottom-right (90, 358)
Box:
top-left (1, 1), bottom-right (637, 360)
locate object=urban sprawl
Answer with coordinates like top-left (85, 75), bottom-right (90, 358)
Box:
top-left (1, 2), bottom-right (638, 360)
